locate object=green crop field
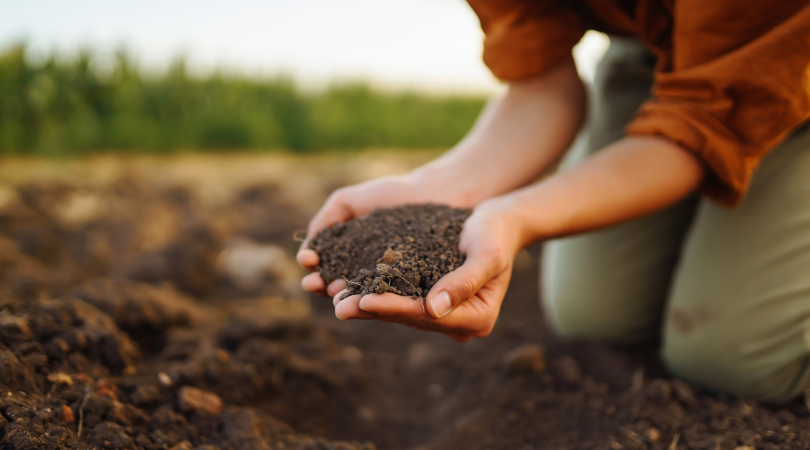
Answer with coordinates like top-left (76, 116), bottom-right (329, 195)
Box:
top-left (0, 45), bottom-right (489, 156)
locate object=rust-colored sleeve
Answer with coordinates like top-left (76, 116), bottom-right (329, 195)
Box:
top-left (626, 1), bottom-right (810, 206)
top-left (466, 0), bottom-right (586, 80)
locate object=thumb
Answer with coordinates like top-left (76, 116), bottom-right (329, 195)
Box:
top-left (425, 247), bottom-right (505, 319)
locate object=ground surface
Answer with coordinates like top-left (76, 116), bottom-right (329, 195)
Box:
top-left (1, 152), bottom-right (810, 450)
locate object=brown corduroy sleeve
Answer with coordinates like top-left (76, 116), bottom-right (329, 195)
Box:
top-left (626, 1), bottom-right (810, 206)
top-left (466, 0), bottom-right (586, 81)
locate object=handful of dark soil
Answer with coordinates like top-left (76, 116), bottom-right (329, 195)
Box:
top-left (310, 204), bottom-right (472, 300)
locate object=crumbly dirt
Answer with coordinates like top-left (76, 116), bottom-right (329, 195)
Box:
top-left (2, 154), bottom-right (810, 450)
top-left (310, 204), bottom-right (471, 300)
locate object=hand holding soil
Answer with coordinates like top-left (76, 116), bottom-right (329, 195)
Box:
top-left (297, 173), bottom-right (470, 297)
top-left (306, 202), bottom-right (520, 342)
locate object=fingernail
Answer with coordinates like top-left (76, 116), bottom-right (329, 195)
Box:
top-left (430, 291), bottom-right (453, 318)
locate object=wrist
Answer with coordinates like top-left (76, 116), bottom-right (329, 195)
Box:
top-left (475, 195), bottom-right (532, 255)
top-left (482, 181), bottom-right (567, 250)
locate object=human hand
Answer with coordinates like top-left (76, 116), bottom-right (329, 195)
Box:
top-left (331, 199), bottom-right (521, 342)
top-left (297, 174), bottom-right (464, 297)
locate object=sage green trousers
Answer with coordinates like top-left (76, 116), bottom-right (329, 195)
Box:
top-left (542, 37), bottom-right (810, 402)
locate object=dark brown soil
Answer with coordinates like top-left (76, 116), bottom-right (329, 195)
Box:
top-left (2, 156), bottom-right (810, 450)
top-left (310, 204), bottom-right (471, 300)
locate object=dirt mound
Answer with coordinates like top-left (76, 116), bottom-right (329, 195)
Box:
top-left (310, 204), bottom-right (471, 299)
top-left (0, 169), bottom-right (374, 450)
top-left (69, 279), bottom-right (202, 331)
top-left (0, 292), bottom-right (375, 450)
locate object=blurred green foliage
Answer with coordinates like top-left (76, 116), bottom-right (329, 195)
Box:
top-left (0, 44), bottom-right (488, 155)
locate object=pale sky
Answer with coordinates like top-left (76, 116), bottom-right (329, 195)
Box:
top-left (1, 0), bottom-right (609, 94)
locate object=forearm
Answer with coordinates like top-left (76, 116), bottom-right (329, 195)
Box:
top-left (409, 57), bottom-right (586, 207)
top-left (493, 136), bottom-right (705, 250)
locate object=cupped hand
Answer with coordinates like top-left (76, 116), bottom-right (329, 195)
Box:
top-left (298, 174), bottom-right (458, 297)
top-left (332, 200), bottom-right (521, 342)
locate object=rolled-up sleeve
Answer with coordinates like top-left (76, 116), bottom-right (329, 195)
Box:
top-left (626, 1), bottom-right (810, 206)
top-left (467, 0), bottom-right (585, 81)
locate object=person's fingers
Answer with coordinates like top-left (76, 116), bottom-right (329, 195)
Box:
top-left (301, 272), bottom-right (327, 295)
top-left (332, 289), bottom-right (347, 306)
top-left (296, 249), bottom-right (320, 271)
top-left (425, 246), bottom-right (507, 319)
top-left (326, 279), bottom-right (347, 297)
top-left (335, 294), bottom-right (377, 320)
top-left (358, 293), bottom-right (425, 317)
top-left (302, 274), bottom-right (345, 298)
top-left (359, 291), bottom-right (496, 334)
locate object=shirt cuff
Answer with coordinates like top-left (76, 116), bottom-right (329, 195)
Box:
top-left (483, 39), bottom-right (575, 81)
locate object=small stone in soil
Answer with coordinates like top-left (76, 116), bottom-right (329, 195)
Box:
top-left (60, 404), bottom-right (75, 424)
top-left (503, 344), bottom-right (546, 375)
top-left (178, 386), bottom-right (223, 414)
top-left (47, 372), bottom-right (74, 387)
top-left (158, 372), bottom-right (173, 386)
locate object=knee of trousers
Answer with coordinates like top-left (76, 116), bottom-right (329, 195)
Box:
top-left (542, 272), bottom-right (659, 345)
top-left (662, 325), bottom-right (810, 403)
